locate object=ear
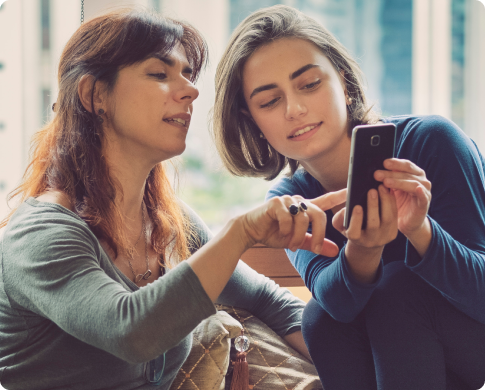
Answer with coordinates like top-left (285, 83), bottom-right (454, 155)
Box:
top-left (78, 74), bottom-right (106, 113)
top-left (240, 108), bottom-right (253, 120)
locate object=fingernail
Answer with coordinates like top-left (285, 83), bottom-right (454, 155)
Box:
top-left (314, 244), bottom-right (322, 254)
top-left (371, 190), bottom-right (377, 199)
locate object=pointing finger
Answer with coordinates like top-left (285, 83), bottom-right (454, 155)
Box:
top-left (311, 189), bottom-right (347, 211)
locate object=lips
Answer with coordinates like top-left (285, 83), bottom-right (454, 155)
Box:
top-left (163, 113), bottom-right (191, 128)
top-left (288, 122), bottom-right (322, 139)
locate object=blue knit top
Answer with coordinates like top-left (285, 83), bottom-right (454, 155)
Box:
top-left (267, 115), bottom-right (485, 324)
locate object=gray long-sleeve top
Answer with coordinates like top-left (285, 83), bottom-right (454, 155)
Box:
top-left (0, 198), bottom-right (305, 390)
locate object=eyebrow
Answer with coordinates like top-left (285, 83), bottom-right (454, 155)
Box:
top-left (151, 54), bottom-right (193, 74)
top-left (249, 63), bottom-right (320, 99)
top-left (249, 83), bottom-right (278, 99)
top-left (290, 64), bottom-right (319, 80)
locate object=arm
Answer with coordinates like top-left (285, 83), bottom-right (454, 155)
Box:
top-left (184, 202), bottom-right (306, 335)
top-left (283, 331), bottom-right (312, 362)
top-left (182, 203), bottom-right (317, 360)
top-left (184, 202), bottom-right (312, 348)
top-left (384, 116), bottom-right (485, 323)
top-left (2, 206), bottom-right (216, 364)
top-left (218, 261), bottom-right (311, 359)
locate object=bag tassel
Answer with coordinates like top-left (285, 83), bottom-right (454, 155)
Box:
top-left (230, 329), bottom-right (250, 390)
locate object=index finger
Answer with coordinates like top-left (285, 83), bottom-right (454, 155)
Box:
top-left (384, 158), bottom-right (424, 176)
top-left (310, 189), bottom-right (347, 211)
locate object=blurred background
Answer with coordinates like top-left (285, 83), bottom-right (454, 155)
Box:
top-left (0, 0), bottom-right (484, 229)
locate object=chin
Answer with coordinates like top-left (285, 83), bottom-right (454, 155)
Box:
top-left (154, 144), bottom-right (187, 163)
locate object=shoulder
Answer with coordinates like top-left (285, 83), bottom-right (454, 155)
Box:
top-left (36, 190), bottom-right (74, 211)
top-left (266, 169), bottom-right (324, 201)
top-left (383, 115), bottom-right (481, 164)
top-left (3, 197), bottom-right (99, 258)
top-left (383, 115), bottom-right (470, 149)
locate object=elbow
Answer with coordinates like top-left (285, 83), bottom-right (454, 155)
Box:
top-left (109, 329), bottom-right (170, 364)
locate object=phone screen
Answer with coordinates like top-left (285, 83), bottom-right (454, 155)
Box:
top-left (344, 123), bottom-right (396, 229)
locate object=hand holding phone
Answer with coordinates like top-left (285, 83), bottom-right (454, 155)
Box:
top-left (344, 123), bottom-right (396, 229)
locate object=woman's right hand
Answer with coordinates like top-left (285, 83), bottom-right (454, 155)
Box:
top-left (240, 189), bottom-right (347, 257)
top-left (332, 185), bottom-right (398, 283)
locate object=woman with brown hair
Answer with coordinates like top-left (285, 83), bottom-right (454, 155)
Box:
top-left (213, 5), bottom-right (485, 390)
top-left (0, 8), bottom-right (344, 390)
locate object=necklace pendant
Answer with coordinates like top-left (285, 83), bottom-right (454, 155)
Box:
top-left (134, 270), bottom-right (152, 283)
top-left (134, 274), bottom-right (144, 283)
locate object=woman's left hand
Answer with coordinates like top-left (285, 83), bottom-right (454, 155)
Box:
top-left (374, 158), bottom-right (432, 236)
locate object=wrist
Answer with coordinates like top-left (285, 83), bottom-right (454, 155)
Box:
top-left (345, 240), bottom-right (384, 259)
top-left (401, 217), bottom-right (430, 241)
top-left (344, 241), bottom-right (383, 284)
top-left (402, 217), bottom-right (432, 258)
top-left (229, 215), bottom-right (257, 253)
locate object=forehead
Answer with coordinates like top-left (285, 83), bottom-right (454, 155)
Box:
top-left (242, 38), bottom-right (334, 85)
top-left (148, 43), bottom-right (189, 65)
top-left (141, 43), bottom-right (190, 67)
top-left (166, 43), bottom-right (190, 64)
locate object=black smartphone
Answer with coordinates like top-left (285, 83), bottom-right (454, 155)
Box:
top-left (344, 123), bottom-right (396, 229)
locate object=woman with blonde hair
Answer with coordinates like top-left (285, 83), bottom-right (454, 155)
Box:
top-left (0, 8), bottom-right (344, 389)
top-left (213, 5), bottom-right (485, 390)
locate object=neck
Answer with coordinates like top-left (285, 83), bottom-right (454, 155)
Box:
top-left (300, 135), bottom-right (351, 192)
top-left (102, 135), bottom-right (156, 222)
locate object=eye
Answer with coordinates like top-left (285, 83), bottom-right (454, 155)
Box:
top-left (260, 97), bottom-right (280, 109)
top-left (303, 80), bottom-right (321, 90)
top-left (150, 73), bottom-right (167, 80)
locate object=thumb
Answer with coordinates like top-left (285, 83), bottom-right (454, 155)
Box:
top-left (332, 207), bottom-right (347, 233)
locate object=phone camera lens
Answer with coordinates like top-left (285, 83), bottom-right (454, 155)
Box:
top-left (371, 135), bottom-right (380, 146)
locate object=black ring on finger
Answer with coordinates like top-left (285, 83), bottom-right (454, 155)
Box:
top-left (289, 204), bottom-right (300, 216)
top-left (298, 202), bottom-right (308, 212)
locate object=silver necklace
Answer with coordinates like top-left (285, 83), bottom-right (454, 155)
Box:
top-left (127, 202), bottom-right (152, 284)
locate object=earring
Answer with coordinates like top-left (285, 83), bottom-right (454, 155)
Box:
top-left (97, 108), bottom-right (105, 123)
top-left (259, 133), bottom-right (266, 139)
top-left (347, 96), bottom-right (353, 105)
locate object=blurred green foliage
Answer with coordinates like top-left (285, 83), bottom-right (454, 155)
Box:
top-left (176, 154), bottom-right (279, 233)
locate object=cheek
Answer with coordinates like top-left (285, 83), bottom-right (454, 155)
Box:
top-left (119, 78), bottom-right (165, 108)
top-left (251, 108), bottom-right (282, 133)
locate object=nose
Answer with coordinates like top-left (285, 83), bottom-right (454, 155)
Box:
top-left (285, 94), bottom-right (307, 121)
top-left (174, 77), bottom-right (199, 104)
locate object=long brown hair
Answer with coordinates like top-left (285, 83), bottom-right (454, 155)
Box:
top-left (1, 9), bottom-right (207, 266)
top-left (213, 5), bottom-right (378, 181)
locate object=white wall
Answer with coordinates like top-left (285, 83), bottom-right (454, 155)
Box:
top-left (413, 0), bottom-right (485, 153)
top-left (50, 0), bottom-right (81, 107)
top-left (412, 0), bottom-right (452, 119)
top-left (464, 0), bottom-right (485, 152)
top-left (83, 0), bottom-right (149, 20)
top-left (0, 0), bottom-right (39, 220)
top-left (0, 0), bottom-right (80, 221)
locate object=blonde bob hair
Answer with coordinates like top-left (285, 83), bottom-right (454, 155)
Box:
top-left (213, 5), bottom-right (378, 180)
